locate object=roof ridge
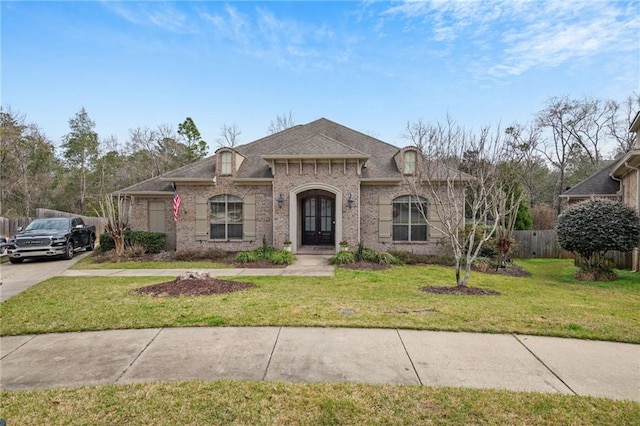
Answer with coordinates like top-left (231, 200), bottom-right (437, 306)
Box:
top-left (271, 133), bottom-right (369, 156)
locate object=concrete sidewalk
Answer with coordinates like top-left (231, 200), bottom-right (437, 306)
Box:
top-left (1, 327), bottom-right (638, 401)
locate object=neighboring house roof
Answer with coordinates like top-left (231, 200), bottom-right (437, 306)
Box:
top-left (559, 163), bottom-right (620, 199)
top-left (116, 118), bottom-right (403, 194)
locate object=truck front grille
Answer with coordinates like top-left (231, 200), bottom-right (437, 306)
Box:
top-left (16, 238), bottom-right (51, 247)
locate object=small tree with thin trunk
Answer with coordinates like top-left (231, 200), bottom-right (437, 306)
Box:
top-left (99, 193), bottom-right (130, 256)
top-left (557, 199), bottom-right (640, 278)
top-left (404, 117), bottom-right (524, 287)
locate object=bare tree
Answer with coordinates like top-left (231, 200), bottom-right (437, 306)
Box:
top-left (216, 122), bottom-right (242, 147)
top-left (268, 111), bottom-right (295, 134)
top-left (99, 193), bottom-right (130, 257)
top-left (504, 122), bottom-right (551, 206)
top-left (562, 97), bottom-right (612, 165)
top-left (404, 117), bottom-right (523, 287)
top-left (536, 97), bottom-right (583, 214)
top-left (606, 93), bottom-right (640, 155)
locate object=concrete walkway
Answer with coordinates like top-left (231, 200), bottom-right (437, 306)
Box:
top-left (1, 327), bottom-right (638, 402)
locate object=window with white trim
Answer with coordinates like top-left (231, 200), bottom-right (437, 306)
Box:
top-left (392, 195), bottom-right (427, 241)
top-left (210, 195), bottom-right (243, 240)
top-left (220, 151), bottom-right (232, 175)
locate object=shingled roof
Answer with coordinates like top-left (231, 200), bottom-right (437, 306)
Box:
top-left (560, 163), bottom-right (620, 200)
top-left (115, 118), bottom-right (403, 194)
top-left (234, 118), bottom-right (400, 179)
top-left (115, 156), bottom-right (216, 194)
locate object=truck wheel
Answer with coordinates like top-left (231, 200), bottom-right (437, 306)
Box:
top-left (86, 235), bottom-right (95, 251)
top-left (63, 241), bottom-right (74, 260)
top-left (9, 258), bottom-right (23, 264)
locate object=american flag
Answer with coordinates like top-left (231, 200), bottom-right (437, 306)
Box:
top-left (172, 184), bottom-right (181, 221)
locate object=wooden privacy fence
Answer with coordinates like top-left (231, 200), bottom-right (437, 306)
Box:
top-left (512, 229), bottom-right (633, 269)
top-left (0, 209), bottom-right (105, 240)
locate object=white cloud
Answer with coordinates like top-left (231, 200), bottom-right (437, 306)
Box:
top-left (199, 4), bottom-right (354, 71)
top-left (381, 0), bottom-right (640, 78)
top-left (102, 1), bottom-right (191, 34)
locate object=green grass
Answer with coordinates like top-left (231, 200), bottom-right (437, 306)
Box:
top-left (2, 259), bottom-right (639, 342)
top-left (72, 254), bottom-right (230, 269)
top-left (1, 381), bottom-right (638, 425)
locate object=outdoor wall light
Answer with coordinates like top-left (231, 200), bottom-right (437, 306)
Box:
top-left (277, 193), bottom-right (285, 208)
top-left (347, 193), bottom-right (355, 208)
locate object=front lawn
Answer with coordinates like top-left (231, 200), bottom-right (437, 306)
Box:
top-left (71, 254), bottom-right (230, 270)
top-left (1, 381), bottom-right (638, 425)
top-left (2, 259), bottom-right (639, 342)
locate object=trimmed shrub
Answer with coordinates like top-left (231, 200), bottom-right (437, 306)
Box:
top-left (127, 231), bottom-right (166, 254)
top-left (99, 231), bottom-right (165, 254)
top-left (557, 199), bottom-right (640, 275)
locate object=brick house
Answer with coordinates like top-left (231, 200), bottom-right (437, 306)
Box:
top-left (116, 118), bottom-right (462, 255)
top-left (560, 111), bottom-right (640, 271)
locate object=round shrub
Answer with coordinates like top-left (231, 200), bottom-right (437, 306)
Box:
top-left (557, 199), bottom-right (640, 273)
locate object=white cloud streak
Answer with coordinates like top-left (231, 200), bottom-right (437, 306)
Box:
top-left (382, 0), bottom-right (640, 78)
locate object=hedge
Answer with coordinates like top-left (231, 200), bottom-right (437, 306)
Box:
top-left (99, 231), bottom-right (166, 254)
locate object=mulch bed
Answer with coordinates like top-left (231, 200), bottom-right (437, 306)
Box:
top-left (473, 264), bottom-right (530, 277)
top-left (420, 285), bottom-right (500, 296)
top-left (132, 277), bottom-right (256, 297)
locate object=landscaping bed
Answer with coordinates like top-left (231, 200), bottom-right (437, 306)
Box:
top-left (132, 274), bottom-right (256, 297)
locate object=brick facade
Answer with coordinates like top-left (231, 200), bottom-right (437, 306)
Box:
top-left (119, 118), bottom-right (463, 256)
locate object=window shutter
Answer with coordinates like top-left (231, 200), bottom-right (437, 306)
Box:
top-left (243, 195), bottom-right (256, 241)
top-left (378, 196), bottom-right (392, 243)
top-left (149, 201), bottom-right (165, 233)
top-left (195, 196), bottom-right (209, 240)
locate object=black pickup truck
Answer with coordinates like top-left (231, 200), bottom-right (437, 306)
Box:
top-left (6, 217), bottom-right (96, 264)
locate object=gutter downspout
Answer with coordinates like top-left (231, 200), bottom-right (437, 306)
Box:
top-left (625, 161), bottom-right (640, 272)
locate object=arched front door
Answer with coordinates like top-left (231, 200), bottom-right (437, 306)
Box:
top-left (301, 194), bottom-right (335, 245)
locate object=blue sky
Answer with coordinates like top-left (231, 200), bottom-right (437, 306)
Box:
top-left (2, 0), bottom-right (639, 153)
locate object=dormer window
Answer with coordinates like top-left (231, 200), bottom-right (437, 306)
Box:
top-left (220, 151), bottom-right (232, 175)
top-left (404, 150), bottom-right (416, 174)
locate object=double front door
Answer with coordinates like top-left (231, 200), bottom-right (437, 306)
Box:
top-left (301, 195), bottom-right (334, 245)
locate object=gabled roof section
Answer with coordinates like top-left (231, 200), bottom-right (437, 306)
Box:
top-left (115, 155), bottom-right (216, 195)
top-left (113, 174), bottom-right (174, 195)
top-left (160, 155), bottom-right (216, 181)
top-left (263, 134), bottom-right (369, 160)
top-left (560, 163), bottom-right (620, 199)
top-left (234, 117), bottom-right (400, 179)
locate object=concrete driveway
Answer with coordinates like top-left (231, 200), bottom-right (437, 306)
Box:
top-left (0, 252), bottom-right (89, 302)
